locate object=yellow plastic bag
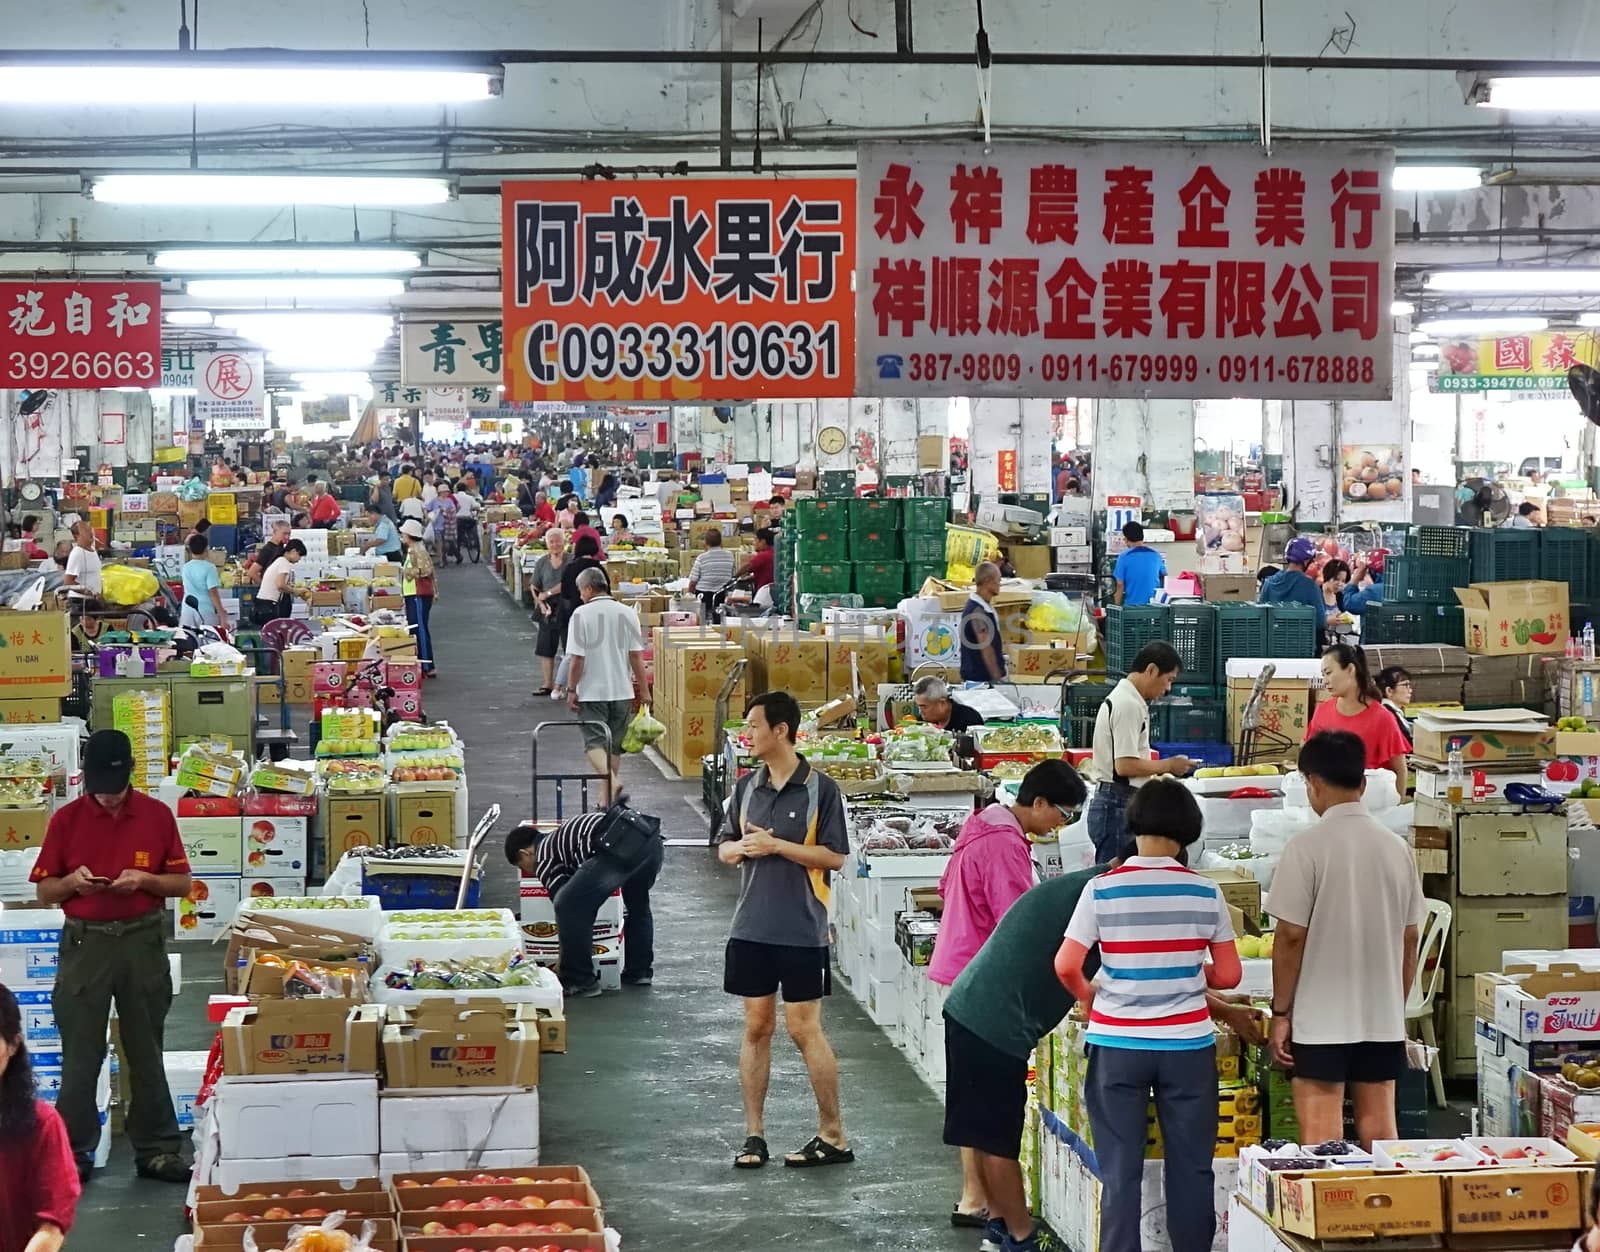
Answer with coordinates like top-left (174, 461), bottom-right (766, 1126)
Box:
top-left (620, 705), bottom-right (666, 753)
top-left (100, 564), bottom-right (160, 606)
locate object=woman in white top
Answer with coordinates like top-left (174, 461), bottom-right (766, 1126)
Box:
top-left (254, 539), bottom-right (306, 624)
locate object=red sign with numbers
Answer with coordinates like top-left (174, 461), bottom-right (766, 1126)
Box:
top-left (0, 281), bottom-right (162, 388)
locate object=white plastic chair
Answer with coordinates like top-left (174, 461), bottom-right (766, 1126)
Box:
top-left (1405, 898), bottom-right (1453, 1107)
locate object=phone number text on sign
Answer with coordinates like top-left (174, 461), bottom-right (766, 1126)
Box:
top-left (0, 281), bottom-right (162, 388)
top-left (502, 178), bottom-right (855, 402)
top-left (855, 142), bottom-right (1394, 400)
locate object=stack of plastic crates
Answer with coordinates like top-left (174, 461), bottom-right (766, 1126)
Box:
top-left (1265, 603), bottom-right (1320, 658)
top-left (1405, 526), bottom-right (1472, 562)
top-left (1541, 528), bottom-right (1591, 601)
top-left (1152, 681), bottom-right (1231, 765)
top-left (1470, 527), bottom-right (1539, 583)
top-left (1167, 602), bottom-right (1217, 685)
top-left (1063, 679), bottom-right (1115, 749)
top-left (848, 497), bottom-right (902, 604)
top-left (1385, 555), bottom-right (1469, 604)
top-left (1104, 604), bottom-right (1170, 676)
top-left (1362, 601), bottom-right (1465, 646)
top-left (1215, 603), bottom-right (1268, 678)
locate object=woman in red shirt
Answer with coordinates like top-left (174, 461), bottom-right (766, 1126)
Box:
top-left (0, 983), bottom-right (80, 1252)
top-left (1307, 643), bottom-right (1411, 789)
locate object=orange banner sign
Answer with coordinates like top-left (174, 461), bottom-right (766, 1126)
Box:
top-left (502, 178), bottom-right (856, 403)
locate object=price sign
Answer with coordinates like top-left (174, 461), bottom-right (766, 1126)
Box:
top-left (0, 281), bottom-right (161, 388)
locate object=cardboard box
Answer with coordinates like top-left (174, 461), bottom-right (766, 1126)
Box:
top-left (1203, 575), bottom-right (1258, 603)
top-left (1458, 581), bottom-right (1570, 657)
top-left (1445, 1167), bottom-right (1587, 1232)
top-left (325, 795), bottom-right (386, 859)
top-left (171, 874), bottom-right (242, 942)
top-left (244, 814), bottom-right (308, 874)
top-left (394, 787), bottom-right (457, 847)
top-left (400, 1232), bottom-right (600, 1252)
top-left (192, 1188), bottom-right (392, 1230)
top-left (1496, 967), bottom-right (1600, 1043)
top-left (193, 1170), bottom-right (385, 1205)
top-left (1200, 868), bottom-right (1262, 922)
top-left (209, 1073), bottom-right (379, 1159)
top-left (0, 805), bottom-right (49, 849)
top-left (1411, 708), bottom-right (1553, 765)
top-left (1226, 676), bottom-right (1311, 764)
top-left (0, 612), bottom-right (70, 697)
top-left (381, 1001), bottom-right (539, 1089)
top-left (377, 1088), bottom-right (539, 1154)
top-left (1003, 543), bottom-right (1052, 580)
top-left (1275, 1169), bottom-right (1445, 1238)
top-left (179, 816), bottom-right (245, 873)
top-left (221, 999), bottom-right (382, 1075)
top-left (0, 697), bottom-right (62, 724)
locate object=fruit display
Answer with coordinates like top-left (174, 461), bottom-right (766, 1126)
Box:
top-left (857, 811), bottom-right (961, 854)
top-left (387, 749), bottom-right (465, 782)
top-left (381, 954), bottom-right (542, 992)
top-left (386, 724), bottom-right (458, 752)
top-left (1560, 1055), bottom-right (1600, 1089)
top-left (1571, 779), bottom-right (1600, 799)
top-left (1373, 1139), bottom-right (1490, 1169)
top-left (1235, 934), bottom-right (1276, 958)
top-left (1558, 717), bottom-right (1592, 732)
top-left (883, 725), bottom-right (954, 763)
top-left (354, 844), bottom-right (457, 861)
top-left (988, 760), bottom-right (1030, 781)
top-left (0, 776), bottom-right (45, 806)
top-left (1207, 843), bottom-right (1260, 862)
top-left (388, 909), bottom-right (502, 924)
top-left (318, 759), bottom-right (386, 792)
top-left (974, 723), bottom-right (1061, 754)
top-left (320, 708), bottom-right (382, 741)
top-left (1193, 765), bottom-right (1280, 778)
top-left (316, 738), bottom-right (382, 757)
top-left (244, 895), bottom-right (371, 911)
top-left (382, 922), bottom-right (513, 941)
top-left (808, 738), bottom-right (874, 761)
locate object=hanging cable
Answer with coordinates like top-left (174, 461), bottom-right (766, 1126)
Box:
top-left (177, 0), bottom-right (191, 51)
top-left (974, 0), bottom-right (993, 148)
top-left (753, 19), bottom-right (765, 173)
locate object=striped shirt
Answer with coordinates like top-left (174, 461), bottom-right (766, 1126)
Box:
top-left (534, 810), bottom-right (608, 896)
top-left (1064, 856), bottom-right (1232, 1050)
top-left (690, 547), bottom-right (737, 593)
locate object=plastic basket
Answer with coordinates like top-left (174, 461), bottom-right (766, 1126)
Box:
top-left (360, 868), bottom-right (482, 911)
top-left (904, 530), bottom-right (949, 564)
top-left (852, 560), bottom-right (907, 608)
top-left (797, 562), bottom-right (852, 596)
top-left (847, 497), bottom-right (901, 532)
top-left (794, 498), bottom-right (850, 535)
top-left (1541, 528), bottom-right (1591, 600)
top-left (1361, 601), bottom-right (1429, 644)
top-left (903, 497), bottom-right (950, 532)
top-left (1265, 603), bottom-right (1320, 658)
top-left (1153, 696), bottom-right (1226, 742)
top-left (905, 562), bottom-right (945, 593)
top-left (1215, 603), bottom-right (1268, 675)
top-left (1168, 602), bottom-right (1217, 684)
top-left (1421, 603), bottom-right (1466, 646)
top-left (1064, 679), bottom-right (1116, 749)
top-left (1470, 528), bottom-right (1539, 583)
top-left (850, 527), bottom-right (901, 561)
top-left (1105, 604), bottom-right (1171, 675)
top-left (1404, 526), bottom-right (1472, 560)
top-left (1385, 555), bottom-right (1469, 604)
top-left (795, 529), bottom-right (848, 562)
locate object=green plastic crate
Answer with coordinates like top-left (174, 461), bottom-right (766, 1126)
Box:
top-left (1063, 679), bottom-right (1116, 749)
top-left (904, 497), bottom-right (950, 532)
top-left (853, 560), bottom-right (906, 608)
top-left (1168, 682), bottom-right (1221, 700)
top-left (797, 562), bottom-right (852, 596)
top-left (1105, 604), bottom-right (1171, 675)
top-left (1361, 601), bottom-right (1429, 644)
top-left (794, 498), bottom-right (850, 535)
top-left (1168, 602), bottom-right (1217, 685)
top-left (795, 529), bottom-right (848, 562)
top-left (1471, 528), bottom-right (1539, 583)
top-left (1422, 603), bottom-right (1465, 646)
top-left (1265, 603), bottom-right (1320, 658)
top-left (904, 530), bottom-right (949, 564)
top-left (1404, 526), bottom-right (1472, 560)
top-left (847, 497), bottom-right (901, 532)
top-left (1215, 603), bottom-right (1268, 674)
top-left (1385, 555), bottom-right (1469, 604)
top-left (1153, 696), bottom-right (1227, 743)
top-left (1541, 528), bottom-right (1591, 600)
top-left (905, 562), bottom-right (945, 592)
top-left (850, 526), bottom-right (900, 561)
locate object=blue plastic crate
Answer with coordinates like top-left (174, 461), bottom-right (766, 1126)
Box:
top-left (1152, 742), bottom-right (1233, 767)
top-left (361, 867), bottom-right (482, 910)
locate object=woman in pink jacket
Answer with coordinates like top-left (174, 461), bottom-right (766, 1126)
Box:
top-left (930, 759), bottom-right (1088, 1229)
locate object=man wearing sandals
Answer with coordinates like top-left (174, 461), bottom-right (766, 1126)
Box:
top-left (717, 690), bottom-right (854, 1171)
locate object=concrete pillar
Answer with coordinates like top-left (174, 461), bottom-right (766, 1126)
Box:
top-left (1091, 399), bottom-right (1196, 512)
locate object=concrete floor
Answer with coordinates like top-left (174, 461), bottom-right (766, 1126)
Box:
top-left (71, 556), bottom-right (980, 1252)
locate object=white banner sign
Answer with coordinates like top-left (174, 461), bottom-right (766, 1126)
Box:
top-left (856, 141), bottom-right (1394, 400)
top-left (423, 386), bottom-right (475, 423)
top-left (160, 344), bottom-right (196, 390)
top-left (400, 318), bottom-right (502, 386)
top-left (194, 350), bottom-right (267, 429)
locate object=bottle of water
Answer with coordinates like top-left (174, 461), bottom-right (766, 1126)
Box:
top-left (1585, 621), bottom-right (1596, 663)
top-left (1446, 745), bottom-right (1465, 805)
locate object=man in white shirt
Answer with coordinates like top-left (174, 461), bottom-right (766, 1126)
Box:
top-left (1084, 641), bottom-right (1193, 861)
top-left (62, 520), bottom-right (104, 603)
top-left (1266, 729), bottom-right (1425, 1147)
top-left (565, 566), bottom-right (650, 801)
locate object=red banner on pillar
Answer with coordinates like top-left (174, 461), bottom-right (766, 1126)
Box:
top-left (0, 281), bottom-right (161, 388)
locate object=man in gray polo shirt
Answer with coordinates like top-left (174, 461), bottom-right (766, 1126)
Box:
top-left (717, 690), bottom-right (853, 1172)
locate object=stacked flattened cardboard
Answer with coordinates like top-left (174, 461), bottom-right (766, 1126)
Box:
top-left (1464, 653), bottom-right (1550, 711)
top-left (1362, 645), bottom-right (1471, 705)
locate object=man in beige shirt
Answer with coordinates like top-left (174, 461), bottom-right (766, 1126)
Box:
top-left (1266, 729), bottom-right (1425, 1147)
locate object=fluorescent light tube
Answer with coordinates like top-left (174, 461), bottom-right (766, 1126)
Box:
top-left (93, 175), bottom-right (451, 207)
top-left (164, 310), bottom-right (213, 327)
top-left (1416, 316), bottom-right (1549, 336)
top-left (1476, 76), bottom-right (1600, 112)
top-left (1427, 269), bottom-right (1600, 294)
top-left (188, 277), bottom-right (404, 300)
top-left (156, 248), bottom-right (420, 273)
top-left (0, 64), bottom-right (499, 106)
top-left (1391, 301), bottom-right (1416, 316)
top-left (1579, 314), bottom-right (1600, 327)
top-left (1392, 166), bottom-right (1482, 191)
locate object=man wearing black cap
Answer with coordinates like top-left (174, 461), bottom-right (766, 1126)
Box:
top-left (29, 730), bottom-right (193, 1184)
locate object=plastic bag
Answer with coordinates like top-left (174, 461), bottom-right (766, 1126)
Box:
top-left (1025, 591), bottom-right (1087, 635)
top-left (1361, 768), bottom-right (1401, 814)
top-left (620, 705), bottom-right (666, 753)
top-left (177, 476), bottom-right (210, 501)
top-left (100, 564), bottom-right (159, 605)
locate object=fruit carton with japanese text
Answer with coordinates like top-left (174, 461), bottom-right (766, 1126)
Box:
top-left (381, 1000), bottom-right (540, 1089)
top-left (1274, 1168), bottom-right (1446, 1239)
top-left (1444, 1166), bottom-right (1587, 1232)
top-left (220, 999), bottom-right (382, 1075)
top-left (391, 1177), bottom-right (598, 1215)
top-left (1457, 581), bottom-right (1570, 657)
top-left (1495, 966), bottom-right (1600, 1043)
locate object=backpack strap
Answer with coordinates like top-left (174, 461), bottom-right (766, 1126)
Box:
top-left (801, 766), bottom-right (830, 911)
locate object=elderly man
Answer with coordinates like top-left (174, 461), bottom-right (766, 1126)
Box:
top-left (246, 518), bottom-right (292, 585)
top-left (566, 566), bottom-right (650, 802)
top-left (61, 520), bottom-right (103, 609)
top-left (959, 561), bottom-right (1007, 685)
top-left (913, 675), bottom-right (985, 734)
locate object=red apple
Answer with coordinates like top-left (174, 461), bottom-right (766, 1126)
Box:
top-left (434, 1176), bottom-right (460, 1186)
top-left (545, 1198), bottom-right (579, 1209)
top-left (513, 1222), bottom-right (539, 1234)
top-left (471, 1173), bottom-right (497, 1184)
top-left (286, 1189), bottom-right (312, 1198)
top-left (262, 1207), bottom-right (293, 1221)
top-left (455, 1221), bottom-right (479, 1235)
top-left (300, 1208), bottom-right (327, 1219)
top-left (547, 1222), bottom-right (573, 1234)
top-left (441, 1199), bottom-right (468, 1211)
top-left (483, 1222), bottom-right (509, 1234)
top-left (512, 1176), bottom-right (537, 1184)
top-left (397, 1179), bottom-right (422, 1188)
top-left (520, 1196), bottom-right (547, 1209)
top-left (222, 1213), bottom-right (252, 1224)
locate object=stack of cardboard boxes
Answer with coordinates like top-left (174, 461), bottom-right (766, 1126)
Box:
top-left (113, 687), bottom-right (169, 794)
top-left (519, 875), bottom-right (625, 991)
top-left (0, 609), bottom-right (71, 723)
top-left (654, 628), bottom-right (746, 777)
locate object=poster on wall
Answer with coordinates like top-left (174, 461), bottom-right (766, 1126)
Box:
top-left (855, 141), bottom-right (1394, 400)
top-left (1340, 444), bottom-right (1404, 505)
top-left (1434, 329), bottom-right (1598, 392)
top-left (0, 281), bottom-right (161, 389)
top-left (502, 177), bottom-right (856, 403)
top-left (301, 395), bottom-right (354, 425)
top-left (1196, 492), bottom-right (1249, 572)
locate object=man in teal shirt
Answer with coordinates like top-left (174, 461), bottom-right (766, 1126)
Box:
top-left (360, 503), bottom-right (404, 561)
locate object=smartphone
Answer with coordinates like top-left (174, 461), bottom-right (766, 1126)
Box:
top-left (84, 875), bottom-right (113, 885)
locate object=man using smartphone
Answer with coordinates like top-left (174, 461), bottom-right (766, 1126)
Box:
top-left (30, 731), bottom-right (193, 1185)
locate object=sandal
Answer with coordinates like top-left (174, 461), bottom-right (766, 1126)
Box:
top-left (533, 687), bottom-right (552, 697)
top-left (783, 1135), bottom-right (854, 1168)
top-left (734, 1135), bottom-right (769, 1169)
top-left (952, 1207), bottom-right (991, 1228)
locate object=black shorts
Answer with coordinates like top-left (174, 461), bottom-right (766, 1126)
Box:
top-left (723, 939), bottom-right (831, 1002)
top-left (942, 1013), bottom-right (1030, 1160)
top-left (1292, 1040), bottom-right (1407, 1085)
top-left (535, 613), bottom-right (561, 659)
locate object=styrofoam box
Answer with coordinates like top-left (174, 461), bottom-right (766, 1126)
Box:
top-left (234, 895), bottom-right (384, 940)
top-left (0, 909), bottom-right (66, 985)
top-left (207, 1156), bottom-right (382, 1193)
top-left (378, 1089), bottom-right (539, 1155)
top-left (15, 987), bottom-right (56, 1046)
top-left (518, 878), bottom-right (623, 937)
top-left (1224, 657), bottom-right (1326, 683)
top-left (0, 720), bottom-right (84, 778)
top-left (378, 1149), bottom-right (541, 1185)
top-left (1501, 949), bottom-right (1600, 973)
top-left (212, 1074), bottom-right (379, 1159)
top-left (164, 1049), bottom-right (212, 1130)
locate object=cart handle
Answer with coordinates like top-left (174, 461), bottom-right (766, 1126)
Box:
top-left (455, 803), bottom-right (501, 909)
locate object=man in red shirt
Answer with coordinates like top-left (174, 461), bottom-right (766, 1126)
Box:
top-left (737, 528), bottom-right (777, 599)
top-left (30, 730), bottom-right (193, 1185)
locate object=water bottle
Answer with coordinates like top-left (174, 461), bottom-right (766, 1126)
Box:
top-left (1586, 621), bottom-right (1596, 663)
top-left (1446, 745), bottom-right (1465, 805)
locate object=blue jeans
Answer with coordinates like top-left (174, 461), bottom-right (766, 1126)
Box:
top-left (554, 837), bottom-right (664, 988)
top-left (405, 594), bottom-right (434, 668)
top-left (1086, 1043), bottom-right (1218, 1252)
top-left (1086, 782), bottom-right (1132, 862)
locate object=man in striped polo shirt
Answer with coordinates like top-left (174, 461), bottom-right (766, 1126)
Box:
top-left (1055, 778), bottom-right (1241, 1252)
top-left (688, 530), bottom-right (737, 621)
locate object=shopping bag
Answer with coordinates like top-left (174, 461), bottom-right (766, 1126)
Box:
top-left (620, 705), bottom-right (666, 753)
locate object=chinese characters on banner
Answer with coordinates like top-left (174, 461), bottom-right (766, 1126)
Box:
top-left (501, 178), bottom-right (856, 402)
top-left (194, 351), bottom-right (267, 430)
top-left (0, 281), bottom-right (161, 388)
top-left (1434, 330), bottom-right (1599, 392)
top-left (400, 319), bottom-right (503, 386)
top-left (855, 142), bottom-right (1394, 400)
top-left (996, 448), bottom-right (1018, 491)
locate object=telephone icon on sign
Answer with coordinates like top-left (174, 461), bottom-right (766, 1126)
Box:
top-left (876, 354), bottom-right (903, 379)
